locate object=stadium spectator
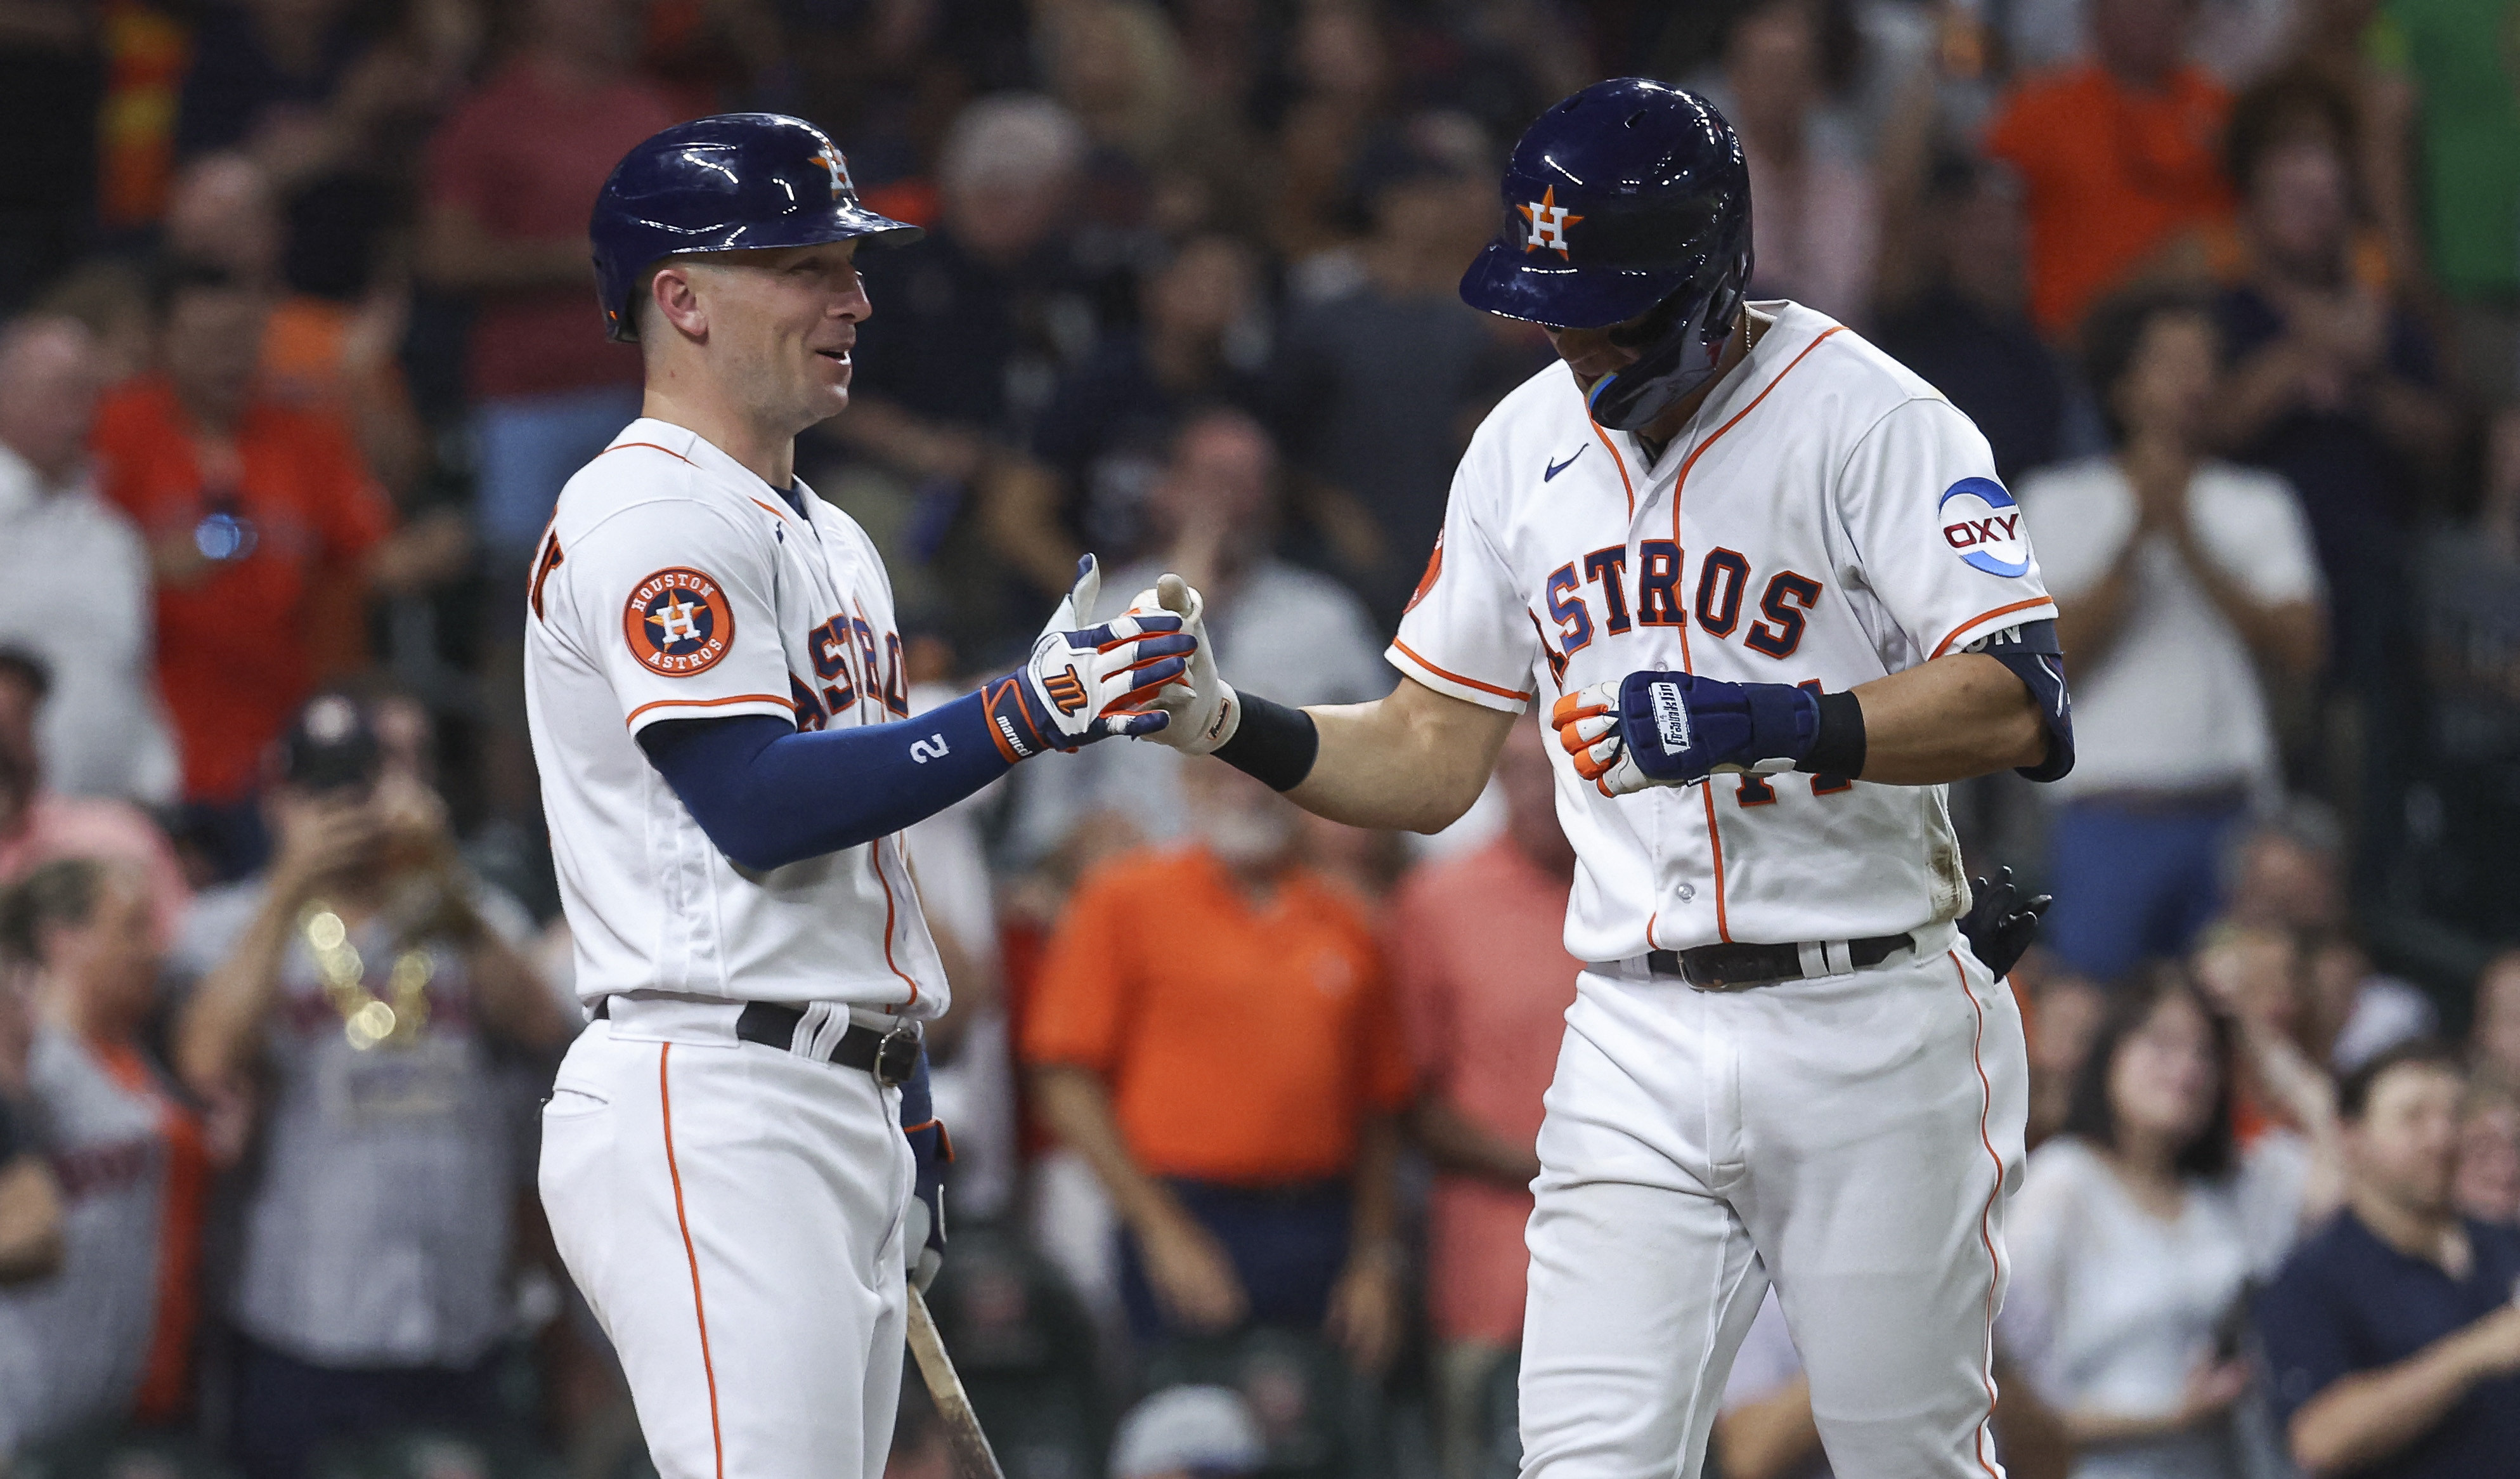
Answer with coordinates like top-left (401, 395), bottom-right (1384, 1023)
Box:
top-left (417, 0), bottom-right (673, 562)
top-left (174, 0), bottom-right (462, 301)
top-left (0, 955), bottom-right (62, 1290)
top-left (0, 315), bottom-right (179, 804)
top-left (2221, 814), bottom-right (2436, 1067)
top-left (1714, 1291), bottom-right (1828, 1479)
top-left (2471, 952), bottom-right (2520, 1097)
top-left (0, 858), bottom-right (211, 1459)
top-left (1007, 409), bottom-right (1388, 863)
top-left (2018, 290), bottom-right (2324, 981)
top-left (0, 651), bottom-right (190, 940)
top-left (2211, 73), bottom-right (2453, 830)
top-left (2256, 1041), bottom-right (2520, 1479)
top-left (1386, 720), bottom-right (1575, 1479)
top-left (2410, 408), bottom-right (2520, 941)
top-left (2453, 1087), bottom-right (2518, 1227)
top-left (1999, 971), bottom-right (2308, 1479)
top-left (1108, 1385), bottom-right (1265, 1479)
top-left (166, 152), bottom-right (429, 497)
top-left (169, 691), bottom-right (567, 1479)
top-left (1023, 760), bottom-right (1412, 1372)
top-left (993, 233), bottom-right (1270, 594)
top-left (91, 261), bottom-right (457, 879)
top-left (1699, 0), bottom-right (1878, 327)
top-left (835, 92), bottom-right (1100, 648)
top-left (2375, 0), bottom-right (2520, 397)
top-left (1874, 153), bottom-right (2070, 483)
top-left (1271, 111), bottom-right (1545, 623)
top-left (2026, 967), bottom-right (2110, 1149)
top-left (1985, 0), bottom-right (2234, 340)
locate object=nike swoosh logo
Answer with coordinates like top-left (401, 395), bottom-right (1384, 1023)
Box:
top-left (1544, 445), bottom-right (1588, 481)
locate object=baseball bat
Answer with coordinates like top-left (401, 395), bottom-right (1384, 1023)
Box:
top-left (906, 1284), bottom-right (1007, 1479)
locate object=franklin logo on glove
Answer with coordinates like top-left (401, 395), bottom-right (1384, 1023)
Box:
top-left (1651, 681), bottom-right (1691, 752)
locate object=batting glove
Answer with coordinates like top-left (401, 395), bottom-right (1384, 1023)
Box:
top-left (897, 1048), bottom-right (950, 1293)
top-left (1126, 574), bottom-right (1240, 755)
top-left (1959, 866), bottom-right (2051, 979)
top-left (1552, 671), bottom-right (1818, 797)
top-left (983, 556), bottom-right (1195, 760)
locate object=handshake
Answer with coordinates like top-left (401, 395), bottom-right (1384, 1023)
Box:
top-left (994, 556), bottom-right (1240, 761)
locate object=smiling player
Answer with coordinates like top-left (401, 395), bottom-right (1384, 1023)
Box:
top-left (1144, 81), bottom-right (2076, 1477)
top-left (527, 114), bottom-right (1195, 1479)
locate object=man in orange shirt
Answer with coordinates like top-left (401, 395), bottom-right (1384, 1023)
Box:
top-left (1985, 0), bottom-right (2233, 341)
top-left (93, 262), bottom-right (451, 879)
top-left (1024, 762), bottom-right (1412, 1373)
top-left (1387, 723), bottom-right (1580, 1479)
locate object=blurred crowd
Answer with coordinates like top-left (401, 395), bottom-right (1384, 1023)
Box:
top-left (1, 1), bottom-right (2519, 1478)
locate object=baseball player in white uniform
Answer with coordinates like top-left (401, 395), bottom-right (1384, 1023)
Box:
top-left (529, 114), bottom-right (1197, 1479)
top-left (1143, 82), bottom-right (2075, 1478)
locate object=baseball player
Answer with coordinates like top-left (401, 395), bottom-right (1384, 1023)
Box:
top-left (527, 114), bottom-right (1196, 1479)
top-left (1145, 81), bottom-right (2075, 1477)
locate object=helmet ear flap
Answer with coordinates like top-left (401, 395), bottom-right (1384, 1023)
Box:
top-left (1584, 244), bottom-right (1751, 432)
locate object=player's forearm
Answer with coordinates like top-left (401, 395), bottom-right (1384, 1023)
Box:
top-left (640, 701), bottom-right (1015, 871)
top-left (1848, 654), bottom-right (2046, 785)
top-left (1027, 1064), bottom-right (1190, 1233)
top-left (176, 894), bottom-right (301, 1091)
top-left (1406, 1097), bottom-right (1542, 1188)
top-left (1276, 679), bottom-right (1516, 833)
top-left (1712, 1379), bottom-right (1824, 1479)
top-left (2289, 1329), bottom-right (2499, 1475)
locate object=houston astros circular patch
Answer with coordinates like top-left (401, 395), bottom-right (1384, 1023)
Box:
top-left (624, 568), bottom-right (735, 675)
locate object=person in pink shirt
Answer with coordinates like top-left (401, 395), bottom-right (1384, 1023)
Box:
top-left (1389, 722), bottom-right (1581, 1479)
top-left (0, 651), bottom-right (190, 946)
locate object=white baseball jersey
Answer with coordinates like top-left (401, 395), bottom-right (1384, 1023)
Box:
top-left (1393, 302), bottom-right (2057, 963)
top-left (525, 417), bottom-right (946, 1015)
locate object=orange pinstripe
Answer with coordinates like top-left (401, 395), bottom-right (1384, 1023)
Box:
top-left (623, 693), bottom-right (795, 728)
top-left (1667, 325), bottom-right (1845, 944)
top-left (1391, 639), bottom-right (1535, 702)
top-left (659, 1045), bottom-right (726, 1479)
top-left (1931, 597), bottom-right (2057, 660)
top-left (1590, 421), bottom-right (1635, 519)
top-left (869, 833), bottom-right (922, 1007)
top-left (1948, 951), bottom-right (2006, 1479)
top-left (602, 441), bottom-right (698, 466)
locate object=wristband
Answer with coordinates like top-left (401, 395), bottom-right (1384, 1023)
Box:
top-left (1797, 689), bottom-right (1865, 779)
top-left (1214, 693), bottom-right (1319, 792)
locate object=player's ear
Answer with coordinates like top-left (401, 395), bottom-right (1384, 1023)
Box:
top-left (648, 261), bottom-right (707, 342)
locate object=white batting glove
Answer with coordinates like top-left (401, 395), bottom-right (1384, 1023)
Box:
top-left (1126, 573), bottom-right (1241, 755)
top-left (1552, 682), bottom-right (1662, 797)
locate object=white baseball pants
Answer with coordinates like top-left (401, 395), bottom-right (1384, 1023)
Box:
top-left (540, 1001), bottom-right (913, 1479)
top-left (1517, 925), bottom-right (2027, 1479)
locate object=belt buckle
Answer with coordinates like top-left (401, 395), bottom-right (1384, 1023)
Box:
top-left (873, 1023), bottom-right (922, 1086)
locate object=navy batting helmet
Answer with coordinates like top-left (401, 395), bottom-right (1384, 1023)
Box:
top-left (589, 113), bottom-right (923, 342)
top-left (1458, 80), bottom-right (1753, 431)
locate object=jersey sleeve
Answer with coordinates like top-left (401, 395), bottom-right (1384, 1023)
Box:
top-left (1834, 397), bottom-right (2058, 665)
top-left (561, 497), bottom-right (798, 735)
top-left (1388, 446), bottom-right (1542, 712)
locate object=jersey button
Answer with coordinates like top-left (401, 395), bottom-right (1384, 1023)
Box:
top-left (1677, 883), bottom-right (1696, 902)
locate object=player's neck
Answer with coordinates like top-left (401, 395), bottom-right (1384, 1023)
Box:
top-left (639, 386), bottom-right (798, 489)
top-left (1629, 310), bottom-right (1767, 448)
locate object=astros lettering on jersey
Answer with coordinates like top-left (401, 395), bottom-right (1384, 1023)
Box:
top-left (524, 418), bottom-right (947, 1013)
top-left (1391, 302), bottom-right (2056, 963)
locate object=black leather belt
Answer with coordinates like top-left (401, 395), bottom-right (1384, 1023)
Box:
top-left (1646, 932), bottom-right (1914, 991)
top-left (594, 998), bottom-right (923, 1084)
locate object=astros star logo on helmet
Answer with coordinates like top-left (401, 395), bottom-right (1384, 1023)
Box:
top-left (1519, 186), bottom-right (1583, 259)
top-left (813, 143), bottom-right (854, 200)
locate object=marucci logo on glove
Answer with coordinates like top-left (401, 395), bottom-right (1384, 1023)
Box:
top-left (1650, 681), bottom-right (1692, 752)
top-left (1041, 667), bottom-right (1087, 716)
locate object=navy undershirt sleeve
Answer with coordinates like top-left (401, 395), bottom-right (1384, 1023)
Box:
top-left (637, 691), bottom-right (1013, 872)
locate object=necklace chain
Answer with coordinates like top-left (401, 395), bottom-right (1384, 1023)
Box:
top-left (302, 902), bottom-right (434, 1051)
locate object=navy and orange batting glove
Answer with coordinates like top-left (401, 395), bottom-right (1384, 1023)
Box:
top-left (984, 556), bottom-right (1197, 760)
top-left (1552, 672), bottom-right (1819, 796)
